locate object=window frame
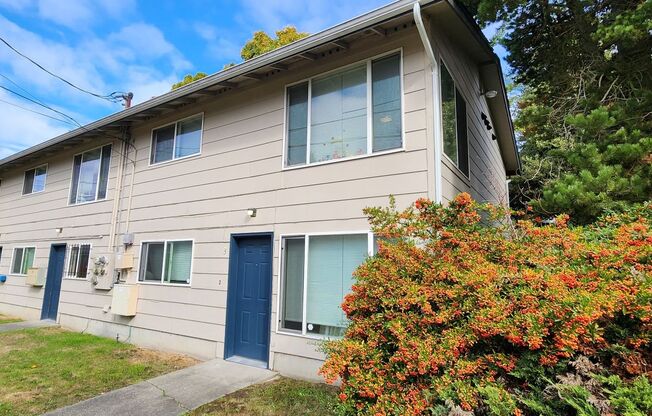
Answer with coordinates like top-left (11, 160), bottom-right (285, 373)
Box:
top-left (149, 113), bottom-right (204, 166)
top-left (10, 246), bottom-right (36, 276)
top-left (276, 231), bottom-right (374, 339)
top-left (439, 59), bottom-right (471, 180)
top-left (282, 48), bottom-right (405, 170)
top-left (137, 238), bottom-right (195, 286)
top-left (22, 164), bottom-right (48, 195)
top-left (68, 143), bottom-right (113, 206)
top-left (62, 243), bottom-right (92, 280)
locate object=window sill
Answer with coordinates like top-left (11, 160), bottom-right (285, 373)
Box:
top-left (9, 273), bottom-right (28, 277)
top-left (62, 277), bottom-right (88, 281)
top-left (275, 328), bottom-right (343, 341)
top-left (149, 152), bottom-right (201, 168)
top-left (137, 281), bottom-right (191, 287)
top-left (68, 197), bottom-right (109, 207)
top-left (282, 147), bottom-right (405, 171)
top-left (21, 190), bottom-right (46, 197)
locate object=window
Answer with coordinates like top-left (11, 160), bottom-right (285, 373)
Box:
top-left (285, 52), bottom-right (402, 167)
top-left (139, 240), bottom-right (193, 284)
top-left (65, 244), bottom-right (91, 278)
top-left (151, 114), bottom-right (203, 164)
top-left (440, 63), bottom-right (469, 176)
top-left (11, 247), bottom-right (35, 275)
top-left (280, 233), bottom-right (371, 336)
top-left (69, 144), bottom-right (112, 204)
top-left (23, 165), bottom-right (47, 194)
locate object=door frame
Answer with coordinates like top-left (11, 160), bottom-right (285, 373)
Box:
top-left (224, 232), bottom-right (274, 367)
top-left (41, 243), bottom-right (66, 321)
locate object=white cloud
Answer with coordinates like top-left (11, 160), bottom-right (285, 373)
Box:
top-left (34, 0), bottom-right (136, 31)
top-left (193, 22), bottom-right (218, 41)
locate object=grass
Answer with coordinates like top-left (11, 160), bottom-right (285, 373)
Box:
top-left (188, 377), bottom-right (340, 416)
top-left (0, 314), bottom-right (22, 324)
top-left (0, 327), bottom-right (198, 416)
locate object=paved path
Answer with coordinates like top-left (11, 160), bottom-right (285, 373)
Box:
top-left (0, 319), bottom-right (57, 333)
top-left (44, 359), bottom-right (277, 416)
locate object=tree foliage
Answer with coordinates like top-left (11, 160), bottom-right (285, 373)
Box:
top-left (461, 0), bottom-right (651, 224)
top-left (171, 72), bottom-right (208, 90)
top-left (240, 26), bottom-right (308, 60)
top-left (321, 194), bottom-right (651, 415)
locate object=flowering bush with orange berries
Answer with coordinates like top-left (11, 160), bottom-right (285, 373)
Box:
top-left (320, 194), bottom-right (651, 415)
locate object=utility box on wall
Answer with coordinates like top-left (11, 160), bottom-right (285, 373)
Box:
top-left (111, 284), bottom-right (138, 316)
top-left (26, 267), bottom-right (46, 286)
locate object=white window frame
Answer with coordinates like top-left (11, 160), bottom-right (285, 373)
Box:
top-left (149, 113), bottom-right (204, 166)
top-left (68, 143), bottom-right (113, 206)
top-left (439, 58), bottom-right (471, 180)
top-left (10, 246), bottom-right (36, 276)
top-left (282, 49), bottom-right (406, 170)
top-left (276, 231), bottom-right (374, 339)
top-left (63, 243), bottom-right (92, 280)
top-left (22, 163), bottom-right (48, 195)
top-left (137, 239), bottom-right (194, 286)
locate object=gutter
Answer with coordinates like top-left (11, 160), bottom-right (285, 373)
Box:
top-left (413, 2), bottom-right (443, 203)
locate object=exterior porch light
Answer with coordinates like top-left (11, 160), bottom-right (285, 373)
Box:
top-left (247, 208), bottom-right (257, 218)
top-left (482, 89), bottom-right (498, 99)
top-left (55, 227), bottom-right (63, 234)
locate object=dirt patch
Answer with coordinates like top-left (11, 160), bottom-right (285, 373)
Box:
top-left (127, 347), bottom-right (199, 370)
top-left (2, 390), bottom-right (39, 405)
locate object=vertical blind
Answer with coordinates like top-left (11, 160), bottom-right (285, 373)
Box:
top-left (165, 241), bottom-right (192, 283)
top-left (139, 241), bottom-right (192, 284)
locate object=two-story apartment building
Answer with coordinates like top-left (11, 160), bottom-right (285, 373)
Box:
top-left (0, 0), bottom-right (518, 379)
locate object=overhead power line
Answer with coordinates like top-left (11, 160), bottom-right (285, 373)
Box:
top-left (0, 36), bottom-right (126, 103)
top-left (0, 97), bottom-right (76, 126)
top-left (0, 84), bottom-right (82, 127)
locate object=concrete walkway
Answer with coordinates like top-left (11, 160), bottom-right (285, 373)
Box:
top-left (0, 319), bottom-right (57, 333)
top-left (44, 359), bottom-right (277, 416)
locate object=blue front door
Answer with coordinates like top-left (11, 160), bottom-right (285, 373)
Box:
top-left (41, 244), bottom-right (66, 321)
top-left (225, 234), bottom-right (272, 365)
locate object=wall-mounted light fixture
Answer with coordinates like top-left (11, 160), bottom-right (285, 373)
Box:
top-left (481, 89), bottom-right (498, 99)
top-left (55, 227), bottom-right (63, 234)
top-left (247, 208), bottom-right (257, 218)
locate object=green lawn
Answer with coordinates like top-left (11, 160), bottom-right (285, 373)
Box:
top-left (0, 314), bottom-right (22, 324)
top-left (0, 327), bottom-right (198, 416)
top-left (188, 377), bottom-right (340, 416)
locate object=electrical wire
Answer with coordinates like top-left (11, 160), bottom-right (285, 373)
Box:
top-left (0, 36), bottom-right (127, 103)
top-left (0, 97), bottom-right (77, 126)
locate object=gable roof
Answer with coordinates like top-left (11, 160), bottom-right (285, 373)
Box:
top-left (0, 0), bottom-right (519, 175)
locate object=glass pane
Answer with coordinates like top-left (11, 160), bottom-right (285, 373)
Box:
top-left (32, 166), bottom-right (47, 193)
top-left (70, 155), bottom-right (81, 204)
top-left (77, 245), bottom-right (90, 278)
top-left (282, 238), bottom-right (305, 331)
top-left (372, 54), bottom-right (402, 152)
top-left (76, 148), bottom-right (101, 203)
top-left (68, 245), bottom-right (79, 277)
top-left (441, 64), bottom-right (458, 164)
top-left (456, 90), bottom-right (469, 176)
top-left (23, 169), bottom-right (35, 194)
top-left (311, 65), bottom-right (367, 163)
top-left (175, 116), bottom-right (202, 159)
top-left (22, 247), bottom-right (35, 274)
top-left (306, 234), bottom-right (367, 336)
top-left (97, 145), bottom-right (111, 199)
top-left (12, 248), bottom-right (23, 274)
top-left (165, 241), bottom-right (192, 284)
top-left (140, 242), bottom-right (164, 282)
top-left (287, 83), bottom-right (308, 166)
top-left (152, 125), bottom-right (175, 163)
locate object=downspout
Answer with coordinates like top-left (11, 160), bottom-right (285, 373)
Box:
top-left (107, 128), bottom-right (128, 279)
top-left (413, 2), bottom-right (443, 204)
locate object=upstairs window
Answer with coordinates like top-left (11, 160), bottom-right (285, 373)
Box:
top-left (139, 240), bottom-right (193, 284)
top-left (11, 247), bottom-right (35, 275)
top-left (441, 63), bottom-right (469, 177)
top-left (280, 233), bottom-right (371, 337)
top-left (69, 144), bottom-right (112, 204)
top-left (151, 114), bottom-right (203, 164)
top-left (23, 165), bottom-right (47, 195)
top-left (65, 244), bottom-right (91, 278)
top-left (285, 52), bottom-right (403, 167)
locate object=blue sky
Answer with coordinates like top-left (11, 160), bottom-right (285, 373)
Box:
top-left (0, 0), bottom-right (507, 159)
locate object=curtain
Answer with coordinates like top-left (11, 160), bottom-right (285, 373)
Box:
top-left (175, 116), bottom-right (202, 159)
top-left (372, 53), bottom-right (402, 152)
top-left (287, 83), bottom-right (309, 166)
top-left (282, 238), bottom-right (305, 329)
top-left (306, 234), bottom-right (367, 332)
top-left (165, 241), bottom-right (192, 283)
top-left (310, 65), bottom-right (367, 163)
